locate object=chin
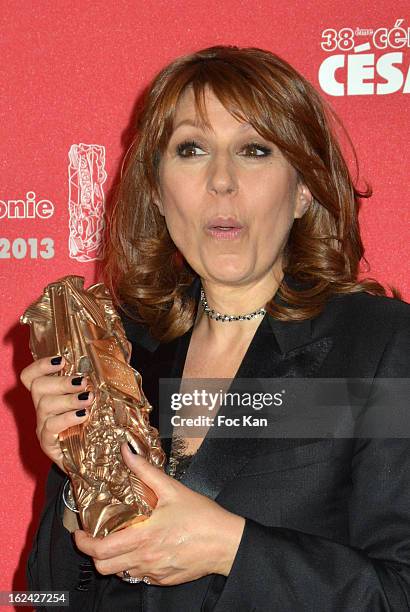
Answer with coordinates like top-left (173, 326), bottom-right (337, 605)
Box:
top-left (204, 265), bottom-right (253, 285)
top-left (189, 252), bottom-right (256, 284)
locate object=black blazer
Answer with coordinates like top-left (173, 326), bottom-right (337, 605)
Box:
top-left (27, 274), bottom-right (410, 611)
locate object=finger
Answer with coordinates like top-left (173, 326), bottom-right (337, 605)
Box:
top-left (39, 406), bottom-right (91, 458)
top-left (37, 405), bottom-right (91, 470)
top-left (31, 373), bottom-right (91, 407)
top-left (92, 546), bottom-right (159, 579)
top-left (39, 401), bottom-right (92, 440)
top-left (89, 539), bottom-right (170, 583)
top-left (94, 551), bottom-right (149, 577)
top-left (121, 442), bottom-right (174, 502)
top-left (74, 519), bottom-right (150, 560)
top-left (37, 389), bottom-right (94, 421)
top-left (20, 355), bottom-right (66, 391)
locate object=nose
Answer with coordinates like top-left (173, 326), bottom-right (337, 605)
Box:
top-left (207, 152), bottom-right (238, 196)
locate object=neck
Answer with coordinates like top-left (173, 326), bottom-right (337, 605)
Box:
top-left (193, 270), bottom-right (283, 344)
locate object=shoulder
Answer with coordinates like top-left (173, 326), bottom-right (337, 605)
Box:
top-left (318, 291), bottom-right (410, 377)
top-left (323, 291), bottom-right (410, 336)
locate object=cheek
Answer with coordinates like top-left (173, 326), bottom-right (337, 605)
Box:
top-left (251, 180), bottom-right (295, 226)
top-left (161, 177), bottom-right (194, 227)
top-left (248, 176), bottom-right (297, 252)
top-left (159, 179), bottom-right (200, 252)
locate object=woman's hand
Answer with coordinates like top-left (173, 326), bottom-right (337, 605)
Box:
top-left (19, 355), bottom-right (94, 472)
top-left (74, 442), bottom-right (246, 585)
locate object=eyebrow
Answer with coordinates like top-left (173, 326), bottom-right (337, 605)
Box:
top-left (172, 119), bottom-right (254, 132)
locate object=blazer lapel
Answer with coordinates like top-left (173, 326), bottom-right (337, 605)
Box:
top-left (179, 319), bottom-right (333, 499)
top-left (123, 274), bottom-right (334, 501)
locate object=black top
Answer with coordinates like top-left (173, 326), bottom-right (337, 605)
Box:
top-left (27, 275), bottom-right (410, 611)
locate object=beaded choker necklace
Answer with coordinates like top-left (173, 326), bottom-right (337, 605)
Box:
top-left (200, 287), bottom-right (267, 322)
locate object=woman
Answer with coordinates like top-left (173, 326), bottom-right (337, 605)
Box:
top-left (20, 45), bottom-right (410, 611)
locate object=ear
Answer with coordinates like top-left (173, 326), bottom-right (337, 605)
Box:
top-left (294, 183), bottom-right (312, 219)
top-left (153, 199), bottom-right (165, 216)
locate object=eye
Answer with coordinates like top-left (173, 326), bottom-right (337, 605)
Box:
top-left (175, 139), bottom-right (273, 159)
top-left (176, 140), bottom-right (206, 157)
top-left (240, 142), bottom-right (272, 158)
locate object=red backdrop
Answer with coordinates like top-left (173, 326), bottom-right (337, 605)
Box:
top-left (1, 0), bottom-right (409, 599)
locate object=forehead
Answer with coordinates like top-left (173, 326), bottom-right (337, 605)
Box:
top-left (172, 86), bottom-right (253, 132)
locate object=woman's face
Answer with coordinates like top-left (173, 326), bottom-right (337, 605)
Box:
top-left (157, 86), bottom-right (311, 287)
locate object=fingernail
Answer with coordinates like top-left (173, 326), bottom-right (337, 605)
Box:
top-left (127, 441), bottom-right (137, 455)
top-left (76, 408), bottom-right (86, 417)
top-left (78, 391), bottom-right (90, 401)
top-left (51, 356), bottom-right (62, 365)
top-left (71, 376), bottom-right (83, 386)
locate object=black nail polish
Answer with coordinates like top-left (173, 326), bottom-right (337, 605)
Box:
top-left (76, 408), bottom-right (86, 417)
top-left (51, 356), bottom-right (62, 365)
top-left (128, 441), bottom-right (137, 454)
top-left (72, 376), bottom-right (83, 386)
top-left (78, 391), bottom-right (90, 401)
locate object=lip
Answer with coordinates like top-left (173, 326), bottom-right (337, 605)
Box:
top-left (205, 216), bottom-right (244, 229)
top-left (205, 227), bottom-right (243, 240)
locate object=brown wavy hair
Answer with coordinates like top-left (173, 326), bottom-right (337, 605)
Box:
top-left (103, 45), bottom-right (399, 343)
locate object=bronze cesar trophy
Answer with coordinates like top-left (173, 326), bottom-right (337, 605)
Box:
top-left (20, 275), bottom-right (166, 537)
